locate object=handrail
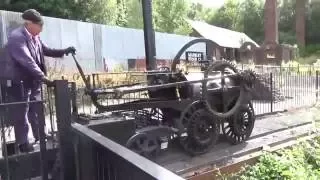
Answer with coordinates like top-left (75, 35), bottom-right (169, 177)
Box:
top-left (71, 123), bottom-right (185, 180)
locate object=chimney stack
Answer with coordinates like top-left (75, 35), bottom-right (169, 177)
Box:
top-left (264, 0), bottom-right (279, 45)
top-left (296, 0), bottom-right (306, 47)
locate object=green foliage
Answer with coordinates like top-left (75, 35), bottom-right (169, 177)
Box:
top-left (306, 1), bottom-right (320, 45)
top-left (2, 0), bottom-right (320, 54)
top-left (208, 0), bottom-right (242, 31)
top-left (300, 44), bottom-right (320, 58)
top-left (187, 2), bottom-right (216, 22)
top-left (126, 0), bottom-right (144, 29)
top-left (153, 0), bottom-right (192, 35)
top-left (239, 0), bottom-right (264, 44)
top-left (229, 138), bottom-right (320, 179)
top-left (278, 0), bottom-right (297, 45)
top-left (116, 0), bottom-right (128, 27)
top-left (0, 0), bottom-right (119, 25)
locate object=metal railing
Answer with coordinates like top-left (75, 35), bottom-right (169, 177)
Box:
top-left (50, 80), bottom-right (184, 180)
top-left (71, 69), bottom-right (320, 116)
top-left (0, 70), bottom-right (318, 179)
top-left (71, 123), bottom-right (184, 180)
top-left (0, 80), bottom-right (52, 180)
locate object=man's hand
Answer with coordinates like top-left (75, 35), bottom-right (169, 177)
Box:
top-left (42, 76), bottom-right (54, 86)
top-left (64, 46), bottom-right (76, 56)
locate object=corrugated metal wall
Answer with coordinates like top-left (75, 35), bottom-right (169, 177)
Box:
top-left (0, 10), bottom-right (206, 73)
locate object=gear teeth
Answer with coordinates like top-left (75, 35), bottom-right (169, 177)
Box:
top-left (222, 102), bottom-right (255, 145)
top-left (181, 108), bottom-right (219, 155)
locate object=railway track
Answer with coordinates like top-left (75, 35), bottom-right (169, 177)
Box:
top-left (152, 108), bottom-right (320, 179)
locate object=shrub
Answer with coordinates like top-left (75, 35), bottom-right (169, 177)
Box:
top-left (300, 44), bottom-right (320, 58)
top-left (229, 137), bottom-right (320, 179)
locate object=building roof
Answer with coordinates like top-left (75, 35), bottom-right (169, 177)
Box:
top-left (187, 20), bottom-right (260, 49)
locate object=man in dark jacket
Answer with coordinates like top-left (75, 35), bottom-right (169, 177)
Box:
top-left (5, 9), bottom-right (76, 152)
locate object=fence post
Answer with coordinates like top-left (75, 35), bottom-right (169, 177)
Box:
top-left (70, 82), bottom-right (78, 115)
top-left (316, 71), bottom-right (319, 102)
top-left (92, 74), bottom-right (96, 89)
top-left (270, 72), bottom-right (273, 113)
top-left (54, 80), bottom-right (75, 180)
top-left (0, 86), bottom-right (10, 180)
top-left (37, 100), bottom-right (49, 180)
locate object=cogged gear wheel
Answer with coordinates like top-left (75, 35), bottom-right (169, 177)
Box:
top-left (222, 102), bottom-right (255, 145)
top-left (203, 60), bottom-right (255, 119)
top-left (126, 132), bottom-right (161, 159)
top-left (240, 69), bottom-right (258, 90)
top-left (180, 108), bottom-right (219, 156)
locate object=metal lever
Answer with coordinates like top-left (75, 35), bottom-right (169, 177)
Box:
top-left (71, 53), bottom-right (91, 91)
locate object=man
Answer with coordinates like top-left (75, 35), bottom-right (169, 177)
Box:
top-left (4, 9), bottom-right (76, 152)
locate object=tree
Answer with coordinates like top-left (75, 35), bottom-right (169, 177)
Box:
top-left (116, 0), bottom-right (128, 26)
top-left (187, 2), bottom-right (216, 22)
top-left (153, 0), bottom-right (192, 35)
top-left (0, 0), bottom-right (118, 25)
top-left (208, 0), bottom-right (242, 31)
top-left (126, 0), bottom-right (144, 29)
top-left (306, 0), bottom-right (320, 45)
top-left (239, 0), bottom-right (264, 44)
top-left (278, 0), bottom-right (297, 44)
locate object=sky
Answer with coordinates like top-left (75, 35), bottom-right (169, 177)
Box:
top-left (190, 0), bottom-right (225, 8)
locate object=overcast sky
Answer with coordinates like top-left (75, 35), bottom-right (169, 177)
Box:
top-left (190, 0), bottom-right (225, 8)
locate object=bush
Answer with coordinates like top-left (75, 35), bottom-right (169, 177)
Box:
top-left (228, 137), bottom-right (320, 179)
top-left (300, 44), bottom-right (320, 58)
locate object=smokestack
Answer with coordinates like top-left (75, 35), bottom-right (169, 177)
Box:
top-left (141, 0), bottom-right (157, 71)
top-left (296, 0), bottom-right (306, 47)
top-left (264, 0), bottom-right (279, 44)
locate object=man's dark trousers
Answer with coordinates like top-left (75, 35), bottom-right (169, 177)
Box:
top-left (3, 81), bottom-right (42, 145)
top-left (28, 82), bottom-right (43, 141)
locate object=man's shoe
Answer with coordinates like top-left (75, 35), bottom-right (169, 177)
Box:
top-left (34, 133), bottom-right (51, 144)
top-left (19, 143), bottom-right (34, 153)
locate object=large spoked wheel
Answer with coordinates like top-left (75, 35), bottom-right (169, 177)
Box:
top-left (126, 133), bottom-right (161, 159)
top-left (222, 102), bottom-right (255, 145)
top-left (203, 60), bottom-right (250, 119)
top-left (180, 108), bottom-right (219, 156)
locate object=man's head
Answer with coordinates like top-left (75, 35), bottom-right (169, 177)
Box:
top-left (22, 9), bottom-right (44, 36)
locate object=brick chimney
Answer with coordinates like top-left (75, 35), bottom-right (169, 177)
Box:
top-left (264, 0), bottom-right (279, 44)
top-left (296, 0), bottom-right (306, 47)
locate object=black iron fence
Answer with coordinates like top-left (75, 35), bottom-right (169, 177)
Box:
top-left (54, 80), bottom-right (184, 180)
top-left (0, 80), bottom-right (54, 180)
top-left (0, 65), bottom-right (319, 179)
top-left (237, 64), bottom-right (319, 115)
top-left (0, 80), bottom-right (184, 180)
top-left (71, 124), bottom-right (184, 180)
top-left (71, 68), bottom-right (320, 117)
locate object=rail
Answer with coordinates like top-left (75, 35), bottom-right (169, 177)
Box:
top-left (0, 80), bottom-right (51, 180)
top-left (53, 80), bottom-right (184, 180)
top-left (73, 69), bottom-right (320, 117)
top-left (71, 123), bottom-right (184, 180)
